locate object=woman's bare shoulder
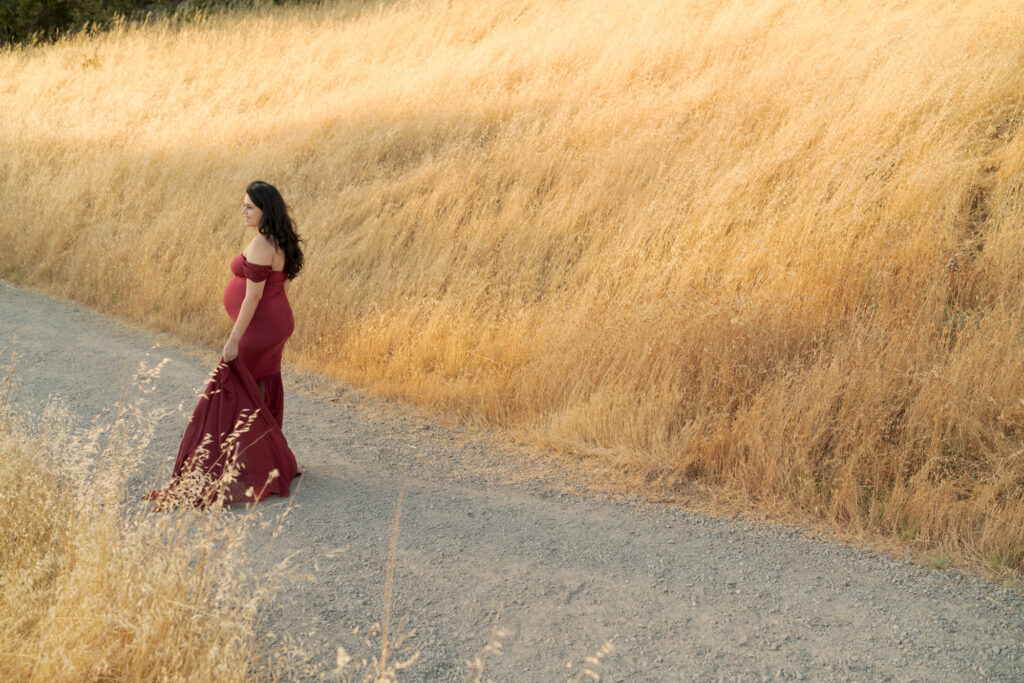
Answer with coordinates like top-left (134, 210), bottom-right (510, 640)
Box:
top-left (244, 234), bottom-right (276, 265)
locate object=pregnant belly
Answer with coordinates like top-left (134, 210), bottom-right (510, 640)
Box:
top-left (224, 278), bottom-right (291, 329)
top-left (224, 276), bottom-right (246, 321)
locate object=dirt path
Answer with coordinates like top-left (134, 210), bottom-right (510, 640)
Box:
top-left (3, 281), bottom-right (1023, 682)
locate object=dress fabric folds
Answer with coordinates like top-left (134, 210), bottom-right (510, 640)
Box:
top-left (147, 359), bottom-right (298, 507)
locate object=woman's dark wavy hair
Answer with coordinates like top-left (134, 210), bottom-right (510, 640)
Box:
top-left (246, 180), bottom-right (304, 280)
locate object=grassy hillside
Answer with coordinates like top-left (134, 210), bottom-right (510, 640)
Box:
top-left (2, 0), bottom-right (1023, 573)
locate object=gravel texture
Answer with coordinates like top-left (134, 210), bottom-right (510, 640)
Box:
top-left (3, 280), bottom-right (1023, 682)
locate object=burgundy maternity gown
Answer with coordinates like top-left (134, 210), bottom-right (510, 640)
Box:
top-left (147, 254), bottom-right (298, 507)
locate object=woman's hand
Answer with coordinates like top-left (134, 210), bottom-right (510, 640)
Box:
top-left (222, 336), bottom-right (239, 362)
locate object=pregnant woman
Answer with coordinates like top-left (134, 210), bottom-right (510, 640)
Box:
top-left (148, 181), bottom-right (303, 507)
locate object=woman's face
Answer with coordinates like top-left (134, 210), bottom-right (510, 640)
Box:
top-left (242, 194), bottom-right (262, 229)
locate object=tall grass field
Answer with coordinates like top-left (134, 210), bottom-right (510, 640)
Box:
top-left (2, 0), bottom-right (1023, 573)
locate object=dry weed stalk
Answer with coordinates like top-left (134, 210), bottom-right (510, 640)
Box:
top-left (2, 0), bottom-right (1023, 572)
top-left (372, 486), bottom-right (419, 681)
top-left (566, 640), bottom-right (615, 682)
top-left (463, 605), bottom-right (510, 683)
top-left (380, 487), bottom-right (403, 672)
top-left (332, 485), bottom-right (419, 682)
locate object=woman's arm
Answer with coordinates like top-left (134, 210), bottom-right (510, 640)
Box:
top-left (222, 237), bottom-right (274, 361)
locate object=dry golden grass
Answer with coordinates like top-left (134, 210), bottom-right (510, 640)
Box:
top-left (0, 356), bottom-right (290, 681)
top-left (1, 0), bottom-right (1023, 573)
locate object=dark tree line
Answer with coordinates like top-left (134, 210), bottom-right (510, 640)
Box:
top-left (0, 0), bottom-right (291, 45)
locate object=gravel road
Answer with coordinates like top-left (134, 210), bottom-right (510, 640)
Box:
top-left (3, 281), bottom-right (1023, 682)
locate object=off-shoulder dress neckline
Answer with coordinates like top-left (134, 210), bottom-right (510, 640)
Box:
top-left (241, 252), bottom-right (285, 273)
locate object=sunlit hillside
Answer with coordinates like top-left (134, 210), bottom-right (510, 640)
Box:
top-left (2, 0), bottom-right (1023, 573)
